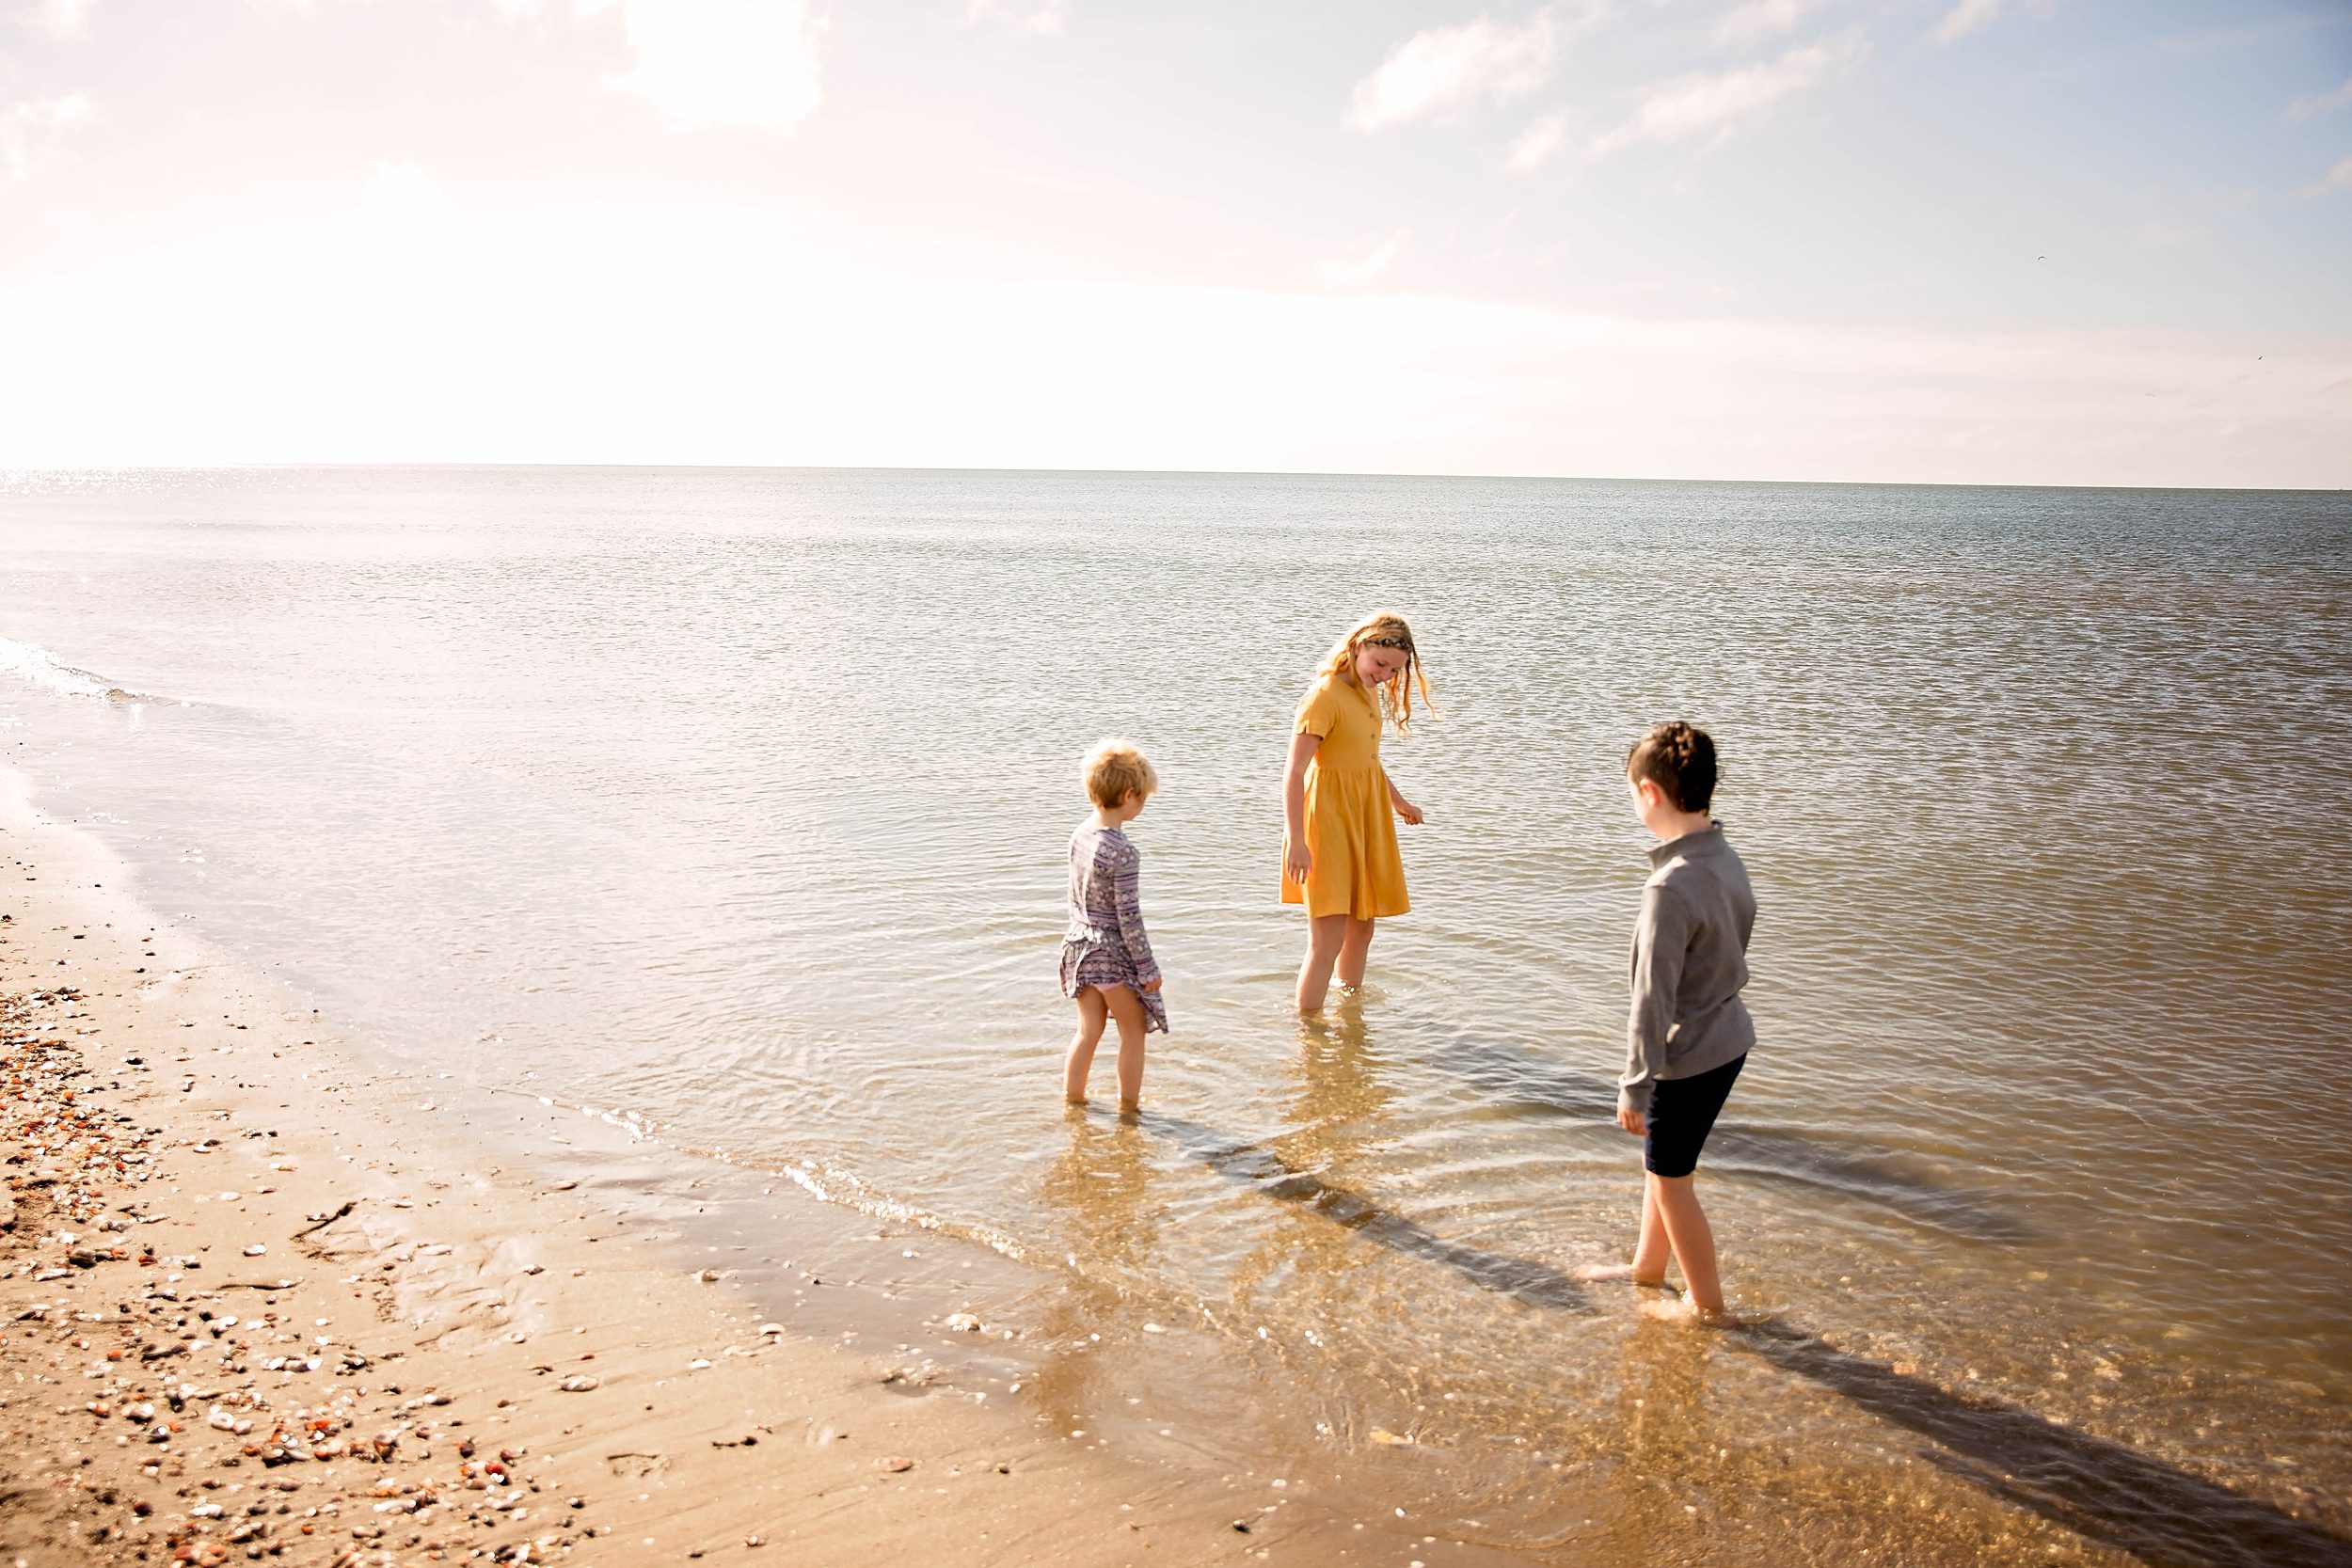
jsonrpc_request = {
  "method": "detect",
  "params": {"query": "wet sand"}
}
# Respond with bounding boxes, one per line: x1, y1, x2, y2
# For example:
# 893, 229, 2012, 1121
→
0, 779, 1522, 1568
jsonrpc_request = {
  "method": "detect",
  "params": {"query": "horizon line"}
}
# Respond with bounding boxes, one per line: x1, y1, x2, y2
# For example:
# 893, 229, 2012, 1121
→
3, 460, 2344, 498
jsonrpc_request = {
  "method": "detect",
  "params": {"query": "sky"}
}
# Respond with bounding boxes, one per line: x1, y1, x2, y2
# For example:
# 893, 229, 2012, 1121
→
1, 0, 2347, 485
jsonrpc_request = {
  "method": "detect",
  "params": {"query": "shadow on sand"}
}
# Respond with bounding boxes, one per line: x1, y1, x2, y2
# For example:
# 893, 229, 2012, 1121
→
1143, 1107, 2352, 1568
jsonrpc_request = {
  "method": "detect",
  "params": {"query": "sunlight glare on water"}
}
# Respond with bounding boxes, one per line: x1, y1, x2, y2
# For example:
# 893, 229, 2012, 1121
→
3, 466, 2348, 1565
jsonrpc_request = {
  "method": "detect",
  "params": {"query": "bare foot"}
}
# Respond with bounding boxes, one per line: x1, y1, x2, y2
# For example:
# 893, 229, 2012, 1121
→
1116, 1099, 1142, 1120
1638, 1294, 1759, 1328
1572, 1262, 1671, 1288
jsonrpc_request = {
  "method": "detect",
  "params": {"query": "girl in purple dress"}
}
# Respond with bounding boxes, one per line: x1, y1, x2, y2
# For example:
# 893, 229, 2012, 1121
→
1059, 738, 1164, 1113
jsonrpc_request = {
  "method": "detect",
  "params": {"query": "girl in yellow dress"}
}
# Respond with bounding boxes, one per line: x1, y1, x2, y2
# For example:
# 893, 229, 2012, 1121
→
1280, 611, 1433, 1011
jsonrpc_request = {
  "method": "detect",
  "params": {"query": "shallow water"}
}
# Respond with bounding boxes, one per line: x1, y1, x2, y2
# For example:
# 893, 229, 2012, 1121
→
4, 466, 2349, 1563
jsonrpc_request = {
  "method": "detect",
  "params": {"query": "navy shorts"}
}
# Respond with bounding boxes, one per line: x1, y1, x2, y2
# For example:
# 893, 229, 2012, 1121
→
1643, 1053, 1746, 1179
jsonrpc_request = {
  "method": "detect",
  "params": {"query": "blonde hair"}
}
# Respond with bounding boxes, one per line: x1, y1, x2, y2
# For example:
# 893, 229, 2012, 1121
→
1316, 611, 1435, 735
1084, 737, 1159, 808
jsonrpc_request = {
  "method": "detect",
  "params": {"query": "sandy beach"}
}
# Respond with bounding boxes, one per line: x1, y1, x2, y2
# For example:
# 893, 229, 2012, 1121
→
0, 777, 1523, 1568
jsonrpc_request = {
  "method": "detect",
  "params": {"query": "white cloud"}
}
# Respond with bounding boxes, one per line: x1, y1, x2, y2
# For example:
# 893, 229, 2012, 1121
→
1713, 0, 1831, 47
25, 0, 99, 38
1, 94, 98, 184
2327, 154, 2352, 192
1588, 32, 1862, 159
1347, 8, 1593, 132
2286, 77, 2352, 121
1504, 108, 1577, 172
1316, 230, 1410, 289
967, 0, 1069, 34
610, 0, 824, 135
1932, 0, 2002, 46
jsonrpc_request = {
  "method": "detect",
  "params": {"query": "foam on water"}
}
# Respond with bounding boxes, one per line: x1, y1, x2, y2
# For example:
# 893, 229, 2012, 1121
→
0, 637, 159, 703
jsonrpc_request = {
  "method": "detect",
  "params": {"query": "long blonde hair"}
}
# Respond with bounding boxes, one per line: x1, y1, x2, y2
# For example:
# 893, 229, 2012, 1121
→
1316, 611, 1436, 735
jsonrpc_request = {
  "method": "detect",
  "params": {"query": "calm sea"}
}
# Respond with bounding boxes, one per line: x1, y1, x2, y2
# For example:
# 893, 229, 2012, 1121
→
5, 467, 2349, 1565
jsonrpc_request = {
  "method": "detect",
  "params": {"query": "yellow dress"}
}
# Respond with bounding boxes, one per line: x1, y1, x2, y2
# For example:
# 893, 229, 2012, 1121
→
1279, 674, 1410, 920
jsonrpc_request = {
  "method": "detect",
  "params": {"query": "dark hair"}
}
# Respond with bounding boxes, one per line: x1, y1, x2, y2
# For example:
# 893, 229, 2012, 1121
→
1627, 721, 1717, 813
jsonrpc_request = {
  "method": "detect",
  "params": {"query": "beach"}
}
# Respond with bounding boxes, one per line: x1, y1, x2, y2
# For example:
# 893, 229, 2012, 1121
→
3, 467, 2348, 1568
5, 0, 2347, 1557
0, 777, 1530, 1568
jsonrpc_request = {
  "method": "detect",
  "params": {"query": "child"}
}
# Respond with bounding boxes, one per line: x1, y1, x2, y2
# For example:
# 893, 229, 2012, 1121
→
1279, 612, 1431, 1012
1060, 738, 1165, 1112
1602, 720, 1756, 1324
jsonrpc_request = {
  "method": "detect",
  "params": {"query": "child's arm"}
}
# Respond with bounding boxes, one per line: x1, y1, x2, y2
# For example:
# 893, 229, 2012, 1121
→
1112, 842, 1160, 990
1385, 772, 1423, 826
1621, 884, 1692, 1122
1283, 733, 1320, 880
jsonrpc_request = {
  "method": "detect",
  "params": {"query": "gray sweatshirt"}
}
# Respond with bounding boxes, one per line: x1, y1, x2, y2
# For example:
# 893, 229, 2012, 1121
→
1620, 822, 1756, 1116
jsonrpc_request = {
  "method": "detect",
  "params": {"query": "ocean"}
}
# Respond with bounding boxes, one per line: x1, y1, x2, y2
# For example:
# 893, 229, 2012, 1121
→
5, 465, 2348, 1565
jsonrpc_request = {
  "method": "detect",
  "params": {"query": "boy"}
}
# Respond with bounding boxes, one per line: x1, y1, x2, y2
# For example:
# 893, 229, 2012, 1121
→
1595, 720, 1756, 1323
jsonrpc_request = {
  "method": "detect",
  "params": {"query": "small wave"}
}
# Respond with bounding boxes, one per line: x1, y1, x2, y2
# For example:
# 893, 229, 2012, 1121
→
0, 638, 160, 703
774, 1157, 1039, 1266
476, 1078, 1047, 1268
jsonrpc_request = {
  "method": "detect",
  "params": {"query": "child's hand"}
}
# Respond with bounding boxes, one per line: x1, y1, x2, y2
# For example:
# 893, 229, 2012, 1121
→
1284, 838, 1313, 883
1141, 975, 1164, 993
1616, 1104, 1646, 1136
1395, 799, 1424, 826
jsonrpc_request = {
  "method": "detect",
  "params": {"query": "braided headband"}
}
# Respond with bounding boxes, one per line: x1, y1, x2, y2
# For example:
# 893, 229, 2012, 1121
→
1361, 635, 1412, 651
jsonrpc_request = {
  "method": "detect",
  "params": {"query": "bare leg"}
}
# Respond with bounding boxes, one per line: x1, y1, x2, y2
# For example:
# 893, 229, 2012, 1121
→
1102, 984, 1149, 1112
1333, 917, 1376, 991
1630, 1176, 1673, 1287
1648, 1172, 1724, 1317
1572, 1180, 1676, 1287
1295, 914, 1351, 1011
1062, 988, 1109, 1103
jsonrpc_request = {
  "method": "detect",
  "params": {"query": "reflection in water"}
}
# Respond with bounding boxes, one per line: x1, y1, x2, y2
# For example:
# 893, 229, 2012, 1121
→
1286, 999, 1395, 1151
1604, 1317, 1720, 1552
1023, 1108, 1165, 1431
1220, 1004, 1393, 1347
1160, 1006, 1597, 1314
1042, 1104, 1162, 1281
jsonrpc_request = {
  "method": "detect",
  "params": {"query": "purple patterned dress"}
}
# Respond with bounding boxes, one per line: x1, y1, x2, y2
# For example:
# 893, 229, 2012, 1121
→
1058, 823, 1167, 1034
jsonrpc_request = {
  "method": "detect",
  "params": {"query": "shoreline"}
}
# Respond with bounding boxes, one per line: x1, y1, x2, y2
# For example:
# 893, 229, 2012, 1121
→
0, 772, 1518, 1568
